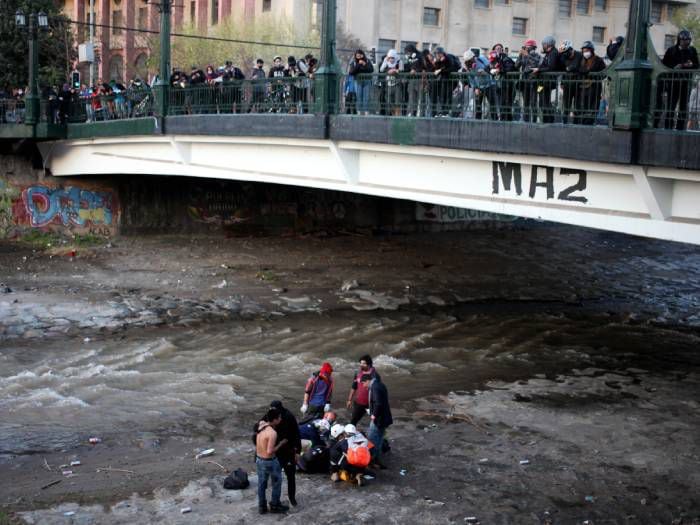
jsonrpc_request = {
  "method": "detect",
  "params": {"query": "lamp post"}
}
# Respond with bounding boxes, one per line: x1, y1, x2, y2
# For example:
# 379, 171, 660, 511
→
611, 0, 653, 129
153, 0, 172, 118
15, 10, 49, 126
315, 0, 339, 115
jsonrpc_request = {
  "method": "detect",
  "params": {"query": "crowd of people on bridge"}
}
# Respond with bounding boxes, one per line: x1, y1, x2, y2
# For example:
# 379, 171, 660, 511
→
1, 30, 699, 129
252, 356, 392, 514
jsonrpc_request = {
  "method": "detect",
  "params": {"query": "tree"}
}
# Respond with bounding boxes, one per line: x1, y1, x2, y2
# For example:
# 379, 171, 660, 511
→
0, 0, 75, 90
672, 8, 700, 44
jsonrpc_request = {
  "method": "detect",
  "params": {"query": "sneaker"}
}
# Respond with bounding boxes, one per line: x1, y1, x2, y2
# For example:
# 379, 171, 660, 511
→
269, 503, 289, 513
258, 505, 268, 515
330, 472, 339, 482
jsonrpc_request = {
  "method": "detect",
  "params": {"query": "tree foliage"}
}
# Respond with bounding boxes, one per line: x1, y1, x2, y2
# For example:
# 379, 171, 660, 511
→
672, 8, 700, 43
0, 0, 75, 90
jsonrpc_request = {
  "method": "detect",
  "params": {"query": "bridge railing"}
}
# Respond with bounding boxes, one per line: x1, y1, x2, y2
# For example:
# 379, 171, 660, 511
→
0, 99, 26, 124
650, 69, 700, 132
338, 72, 611, 125
166, 78, 315, 116
64, 90, 155, 123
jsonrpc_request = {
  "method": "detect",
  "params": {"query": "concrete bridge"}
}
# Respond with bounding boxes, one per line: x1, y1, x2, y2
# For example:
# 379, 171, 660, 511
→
0, 112, 691, 245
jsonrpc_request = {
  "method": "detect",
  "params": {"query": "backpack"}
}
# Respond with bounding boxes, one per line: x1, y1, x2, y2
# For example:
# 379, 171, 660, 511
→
347, 445, 371, 467
223, 468, 249, 490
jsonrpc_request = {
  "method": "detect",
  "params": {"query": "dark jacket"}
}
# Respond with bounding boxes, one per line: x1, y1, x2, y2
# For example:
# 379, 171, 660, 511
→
275, 407, 301, 461
662, 44, 699, 70
368, 379, 393, 429
559, 49, 583, 75
538, 48, 560, 75
434, 54, 460, 79
579, 55, 606, 76
404, 51, 425, 74
349, 57, 374, 76
496, 53, 516, 75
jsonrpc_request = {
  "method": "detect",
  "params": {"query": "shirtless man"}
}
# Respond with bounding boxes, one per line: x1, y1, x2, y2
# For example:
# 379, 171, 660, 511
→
255, 408, 290, 514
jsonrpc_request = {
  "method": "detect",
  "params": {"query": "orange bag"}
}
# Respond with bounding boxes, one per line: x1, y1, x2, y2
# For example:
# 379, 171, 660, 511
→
346, 446, 371, 467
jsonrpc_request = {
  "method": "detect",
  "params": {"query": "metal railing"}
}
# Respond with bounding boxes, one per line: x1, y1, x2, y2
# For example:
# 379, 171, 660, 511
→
167, 78, 315, 116
0, 99, 26, 124
66, 89, 154, 123
339, 72, 611, 125
651, 70, 700, 132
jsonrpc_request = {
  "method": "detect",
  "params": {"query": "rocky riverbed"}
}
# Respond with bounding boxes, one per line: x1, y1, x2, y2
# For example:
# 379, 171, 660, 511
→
1, 226, 699, 524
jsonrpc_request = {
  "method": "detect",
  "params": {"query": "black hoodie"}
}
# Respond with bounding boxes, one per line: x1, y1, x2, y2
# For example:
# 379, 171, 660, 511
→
662, 40, 699, 70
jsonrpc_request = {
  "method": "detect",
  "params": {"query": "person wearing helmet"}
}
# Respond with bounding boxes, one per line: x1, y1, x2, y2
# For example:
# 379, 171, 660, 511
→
515, 39, 542, 122
576, 41, 606, 125
655, 30, 699, 130
490, 43, 516, 121
531, 35, 560, 123
269, 400, 302, 507
298, 417, 331, 450
557, 40, 582, 124
329, 424, 371, 486
301, 362, 334, 421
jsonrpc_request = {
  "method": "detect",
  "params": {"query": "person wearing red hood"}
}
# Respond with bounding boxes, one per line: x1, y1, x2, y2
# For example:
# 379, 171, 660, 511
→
301, 362, 334, 420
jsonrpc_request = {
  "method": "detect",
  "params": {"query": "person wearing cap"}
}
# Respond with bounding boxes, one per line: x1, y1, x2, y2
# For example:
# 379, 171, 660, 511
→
515, 38, 541, 122
361, 373, 392, 469
301, 362, 334, 420
346, 355, 381, 425
655, 30, 699, 130
558, 40, 582, 124
576, 41, 606, 125
269, 400, 301, 507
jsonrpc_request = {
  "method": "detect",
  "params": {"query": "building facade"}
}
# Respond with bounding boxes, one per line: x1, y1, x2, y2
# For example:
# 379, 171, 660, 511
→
64, 0, 697, 83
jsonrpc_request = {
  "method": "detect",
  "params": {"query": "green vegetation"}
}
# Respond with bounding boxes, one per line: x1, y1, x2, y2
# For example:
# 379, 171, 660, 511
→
17, 230, 108, 249
672, 8, 700, 43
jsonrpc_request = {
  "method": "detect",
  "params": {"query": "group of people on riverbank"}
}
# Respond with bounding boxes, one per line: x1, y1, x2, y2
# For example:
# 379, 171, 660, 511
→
253, 355, 392, 514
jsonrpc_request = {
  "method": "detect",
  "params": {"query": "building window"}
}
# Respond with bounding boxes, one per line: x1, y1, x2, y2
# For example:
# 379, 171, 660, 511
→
576, 0, 590, 15
211, 0, 219, 24
651, 2, 663, 23
559, 0, 572, 17
665, 34, 676, 49
311, 0, 322, 29
423, 7, 441, 25
495, 0, 511, 5
378, 39, 396, 57
134, 53, 148, 79
112, 10, 122, 35
422, 42, 439, 51
594, 0, 606, 11
474, 0, 490, 8
109, 54, 124, 81
262, 0, 272, 12
592, 26, 606, 43
512, 17, 527, 35
190, 1, 196, 22
401, 41, 418, 52
667, 4, 678, 21
138, 7, 148, 29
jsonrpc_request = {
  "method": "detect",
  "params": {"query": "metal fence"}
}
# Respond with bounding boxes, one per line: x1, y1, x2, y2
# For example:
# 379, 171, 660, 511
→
651, 70, 700, 131
166, 78, 315, 116
339, 72, 611, 126
0, 99, 26, 124
66, 89, 154, 123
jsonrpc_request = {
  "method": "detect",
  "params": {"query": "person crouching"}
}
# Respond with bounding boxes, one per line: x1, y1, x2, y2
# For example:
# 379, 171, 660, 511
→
329, 424, 372, 486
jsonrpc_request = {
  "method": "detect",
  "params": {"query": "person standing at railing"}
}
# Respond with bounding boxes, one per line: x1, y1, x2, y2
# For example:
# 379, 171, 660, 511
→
465, 50, 497, 121
286, 57, 306, 114
347, 50, 374, 115
655, 30, 699, 130
380, 50, 403, 116
189, 66, 206, 114
269, 56, 288, 113
575, 41, 606, 125
433, 47, 460, 117
530, 36, 560, 124
515, 39, 541, 123
403, 44, 424, 117
422, 49, 437, 118
606, 36, 624, 64
490, 44, 516, 122
687, 80, 700, 131
223, 61, 245, 114
558, 41, 582, 124
251, 59, 267, 113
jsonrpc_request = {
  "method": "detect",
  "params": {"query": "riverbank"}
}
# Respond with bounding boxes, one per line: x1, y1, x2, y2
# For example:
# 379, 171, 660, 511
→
1, 227, 699, 523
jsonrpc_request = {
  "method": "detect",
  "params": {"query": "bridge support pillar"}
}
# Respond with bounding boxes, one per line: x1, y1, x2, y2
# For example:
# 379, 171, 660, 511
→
611, 0, 653, 130
314, 0, 339, 115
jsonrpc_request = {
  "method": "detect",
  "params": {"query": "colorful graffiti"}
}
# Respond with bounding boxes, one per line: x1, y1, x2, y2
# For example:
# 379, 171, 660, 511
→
22, 186, 115, 228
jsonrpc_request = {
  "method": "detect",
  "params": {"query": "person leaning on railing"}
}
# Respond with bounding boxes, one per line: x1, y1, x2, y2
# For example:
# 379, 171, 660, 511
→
433, 47, 460, 117
347, 49, 374, 115
575, 41, 606, 126
558, 40, 583, 124
655, 30, 699, 131
515, 39, 542, 123
380, 49, 403, 116
531, 36, 560, 124
489, 44, 516, 122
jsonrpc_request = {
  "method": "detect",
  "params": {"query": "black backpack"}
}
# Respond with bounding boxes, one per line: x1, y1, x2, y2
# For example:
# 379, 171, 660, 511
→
223, 468, 250, 490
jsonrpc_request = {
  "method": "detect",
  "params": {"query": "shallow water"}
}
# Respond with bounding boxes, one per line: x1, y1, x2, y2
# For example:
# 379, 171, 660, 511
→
2, 305, 698, 456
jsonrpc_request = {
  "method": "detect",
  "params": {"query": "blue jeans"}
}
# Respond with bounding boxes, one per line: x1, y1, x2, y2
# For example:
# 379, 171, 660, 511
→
368, 422, 386, 462
256, 457, 282, 508
356, 81, 371, 113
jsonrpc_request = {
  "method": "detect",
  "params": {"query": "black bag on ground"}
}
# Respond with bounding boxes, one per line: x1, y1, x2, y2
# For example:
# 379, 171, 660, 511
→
223, 468, 250, 490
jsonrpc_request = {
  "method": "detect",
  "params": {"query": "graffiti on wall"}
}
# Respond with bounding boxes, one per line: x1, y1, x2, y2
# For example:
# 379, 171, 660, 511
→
491, 162, 588, 203
416, 203, 517, 223
22, 186, 115, 228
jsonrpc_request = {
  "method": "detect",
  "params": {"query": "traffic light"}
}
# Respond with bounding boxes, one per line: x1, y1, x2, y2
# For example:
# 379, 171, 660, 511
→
71, 70, 80, 89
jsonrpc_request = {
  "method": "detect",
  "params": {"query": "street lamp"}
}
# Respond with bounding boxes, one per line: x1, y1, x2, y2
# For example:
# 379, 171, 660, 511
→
14, 9, 50, 125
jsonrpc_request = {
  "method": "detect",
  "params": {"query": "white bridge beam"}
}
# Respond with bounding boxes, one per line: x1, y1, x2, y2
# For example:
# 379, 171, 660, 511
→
38, 136, 700, 245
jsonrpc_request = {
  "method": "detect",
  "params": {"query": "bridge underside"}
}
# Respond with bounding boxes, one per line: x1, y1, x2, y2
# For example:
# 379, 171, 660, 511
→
38, 134, 700, 245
